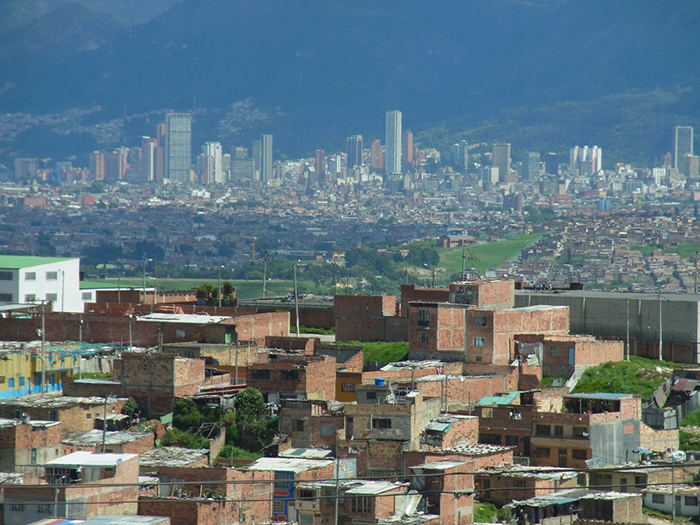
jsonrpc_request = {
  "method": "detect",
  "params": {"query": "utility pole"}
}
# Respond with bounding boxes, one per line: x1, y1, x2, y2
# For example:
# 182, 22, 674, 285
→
461, 244, 467, 280
117, 272, 121, 303
262, 250, 268, 299
626, 298, 630, 361
40, 301, 46, 396
431, 266, 435, 288
153, 258, 158, 305
128, 314, 133, 350
142, 260, 147, 300
61, 270, 65, 312
333, 263, 338, 296
695, 250, 698, 294
658, 288, 663, 361
293, 264, 300, 336
404, 266, 408, 285
102, 395, 110, 453
334, 458, 340, 525
218, 259, 222, 308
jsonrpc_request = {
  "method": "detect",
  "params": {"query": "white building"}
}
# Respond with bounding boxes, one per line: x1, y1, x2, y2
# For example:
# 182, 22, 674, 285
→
0, 256, 82, 312
643, 484, 700, 517
202, 141, 223, 183
385, 110, 402, 178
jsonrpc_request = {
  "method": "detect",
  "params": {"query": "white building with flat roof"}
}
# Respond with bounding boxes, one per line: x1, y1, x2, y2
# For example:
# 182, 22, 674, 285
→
0, 255, 81, 312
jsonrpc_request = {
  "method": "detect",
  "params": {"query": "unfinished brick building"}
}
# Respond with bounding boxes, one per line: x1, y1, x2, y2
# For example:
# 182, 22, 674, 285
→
278, 399, 344, 451
0, 417, 62, 471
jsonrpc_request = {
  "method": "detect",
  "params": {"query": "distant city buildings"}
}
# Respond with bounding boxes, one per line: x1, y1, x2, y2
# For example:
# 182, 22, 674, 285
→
492, 143, 511, 182
451, 141, 469, 173
569, 145, 602, 176
261, 134, 273, 182
346, 135, 363, 170
673, 126, 694, 170
164, 113, 192, 183
385, 110, 402, 178
522, 151, 540, 181
371, 139, 385, 169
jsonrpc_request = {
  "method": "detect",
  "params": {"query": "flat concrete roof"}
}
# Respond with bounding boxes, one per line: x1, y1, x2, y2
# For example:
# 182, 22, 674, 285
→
516, 289, 700, 303
247, 457, 333, 473
138, 313, 230, 324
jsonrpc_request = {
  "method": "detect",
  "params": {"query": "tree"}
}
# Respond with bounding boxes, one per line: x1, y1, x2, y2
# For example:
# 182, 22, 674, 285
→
195, 283, 218, 305
222, 281, 235, 305
233, 388, 275, 452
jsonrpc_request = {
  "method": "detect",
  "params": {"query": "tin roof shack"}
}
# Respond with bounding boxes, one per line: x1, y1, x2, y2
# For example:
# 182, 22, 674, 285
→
0, 396, 127, 435
337, 384, 441, 477
113, 353, 230, 418
278, 399, 345, 451
475, 391, 537, 458
0, 417, 62, 472
246, 457, 335, 523
138, 448, 210, 476
62, 430, 153, 455
3, 451, 139, 523
531, 393, 642, 469
504, 489, 642, 525
642, 484, 700, 517
247, 353, 337, 404
588, 464, 693, 494
474, 464, 579, 506
514, 334, 623, 380
411, 460, 473, 525
137, 466, 272, 525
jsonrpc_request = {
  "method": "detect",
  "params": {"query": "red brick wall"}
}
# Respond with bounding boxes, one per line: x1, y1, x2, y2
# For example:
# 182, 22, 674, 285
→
0, 422, 62, 450
247, 356, 337, 401
400, 285, 450, 317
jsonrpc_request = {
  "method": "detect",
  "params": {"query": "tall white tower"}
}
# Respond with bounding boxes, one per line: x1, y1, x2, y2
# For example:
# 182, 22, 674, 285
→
385, 110, 402, 179
203, 142, 223, 183
674, 126, 694, 170
164, 113, 191, 183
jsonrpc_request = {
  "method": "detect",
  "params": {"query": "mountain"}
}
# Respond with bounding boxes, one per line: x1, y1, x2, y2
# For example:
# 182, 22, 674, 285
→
1, 0, 699, 162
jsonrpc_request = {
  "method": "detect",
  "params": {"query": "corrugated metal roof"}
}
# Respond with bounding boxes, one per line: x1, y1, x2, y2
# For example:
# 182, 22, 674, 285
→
47, 451, 137, 467
426, 422, 451, 433
138, 313, 229, 324
477, 391, 520, 405
247, 457, 333, 473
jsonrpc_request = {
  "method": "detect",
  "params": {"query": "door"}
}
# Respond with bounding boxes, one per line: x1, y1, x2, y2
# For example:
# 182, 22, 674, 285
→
558, 448, 568, 467
523, 437, 530, 456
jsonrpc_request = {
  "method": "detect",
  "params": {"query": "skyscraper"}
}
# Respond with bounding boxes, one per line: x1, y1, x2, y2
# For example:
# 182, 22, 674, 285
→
522, 152, 540, 181
544, 153, 558, 176
492, 143, 511, 182
346, 135, 363, 170
385, 110, 402, 178
674, 126, 694, 170
451, 140, 469, 173
164, 113, 191, 183
371, 139, 384, 169
261, 134, 273, 182
315, 149, 326, 183
402, 130, 413, 166
140, 137, 157, 182
203, 142, 223, 183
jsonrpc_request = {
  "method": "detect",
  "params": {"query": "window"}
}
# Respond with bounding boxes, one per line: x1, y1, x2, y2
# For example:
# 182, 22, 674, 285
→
686, 496, 698, 506
536, 424, 551, 436
251, 370, 270, 380
480, 434, 502, 445
473, 316, 486, 326
352, 495, 371, 513
514, 480, 526, 488
297, 489, 315, 500
0, 376, 5, 383
554, 425, 564, 436
272, 500, 285, 514
572, 426, 588, 438
82, 292, 93, 301
7, 378, 14, 389
283, 370, 299, 380
325, 489, 343, 506
473, 337, 485, 347
25, 272, 36, 281
37, 504, 51, 514
320, 425, 333, 437
24, 294, 36, 302
652, 494, 665, 505
417, 309, 430, 328
31, 448, 37, 464
550, 345, 560, 357
10, 503, 24, 512
366, 391, 377, 400
19, 376, 25, 387
0, 271, 13, 281
475, 356, 482, 362
292, 420, 305, 432
505, 435, 519, 446
299, 514, 314, 524
572, 449, 587, 460
0, 293, 12, 302
535, 447, 551, 458
372, 418, 392, 429
635, 476, 647, 488
46, 271, 58, 281
274, 472, 292, 490
341, 383, 356, 392
419, 332, 429, 343
46, 293, 58, 302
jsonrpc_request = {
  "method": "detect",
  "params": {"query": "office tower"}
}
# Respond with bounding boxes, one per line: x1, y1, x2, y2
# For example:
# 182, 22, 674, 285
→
155, 123, 166, 147
480, 166, 499, 185
105, 147, 129, 180
196, 154, 213, 184
347, 135, 363, 170
385, 110, 402, 177
544, 153, 558, 176
402, 130, 413, 166
371, 139, 384, 168
154, 146, 164, 182
88, 152, 105, 181
140, 137, 157, 181
252, 140, 262, 180
202, 142, 223, 183
232, 146, 248, 159
328, 155, 341, 176
315, 150, 326, 183
451, 140, 469, 173
569, 146, 579, 174
222, 153, 231, 181
685, 154, 700, 179
522, 152, 540, 181
261, 134, 273, 181
492, 143, 511, 182
231, 158, 255, 181
674, 126, 694, 169
164, 113, 191, 183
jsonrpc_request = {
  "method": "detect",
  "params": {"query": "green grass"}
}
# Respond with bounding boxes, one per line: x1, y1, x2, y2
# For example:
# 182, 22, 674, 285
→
474, 502, 499, 523
679, 430, 700, 452
294, 325, 335, 335
338, 341, 409, 363
572, 356, 681, 400
681, 409, 700, 427
632, 242, 700, 260
438, 233, 543, 275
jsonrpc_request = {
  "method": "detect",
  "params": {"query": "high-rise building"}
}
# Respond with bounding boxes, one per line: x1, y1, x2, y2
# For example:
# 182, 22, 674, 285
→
522, 152, 540, 181
674, 126, 694, 170
544, 153, 558, 176
492, 143, 511, 182
371, 139, 384, 169
196, 154, 214, 185
252, 140, 262, 180
154, 146, 164, 182
570, 145, 602, 175
346, 135, 363, 170
202, 142, 223, 183
261, 134, 273, 182
685, 154, 700, 179
402, 130, 413, 166
315, 150, 326, 183
164, 113, 191, 183
88, 152, 105, 181
385, 110, 402, 177
155, 123, 166, 147
140, 137, 157, 182
451, 141, 469, 173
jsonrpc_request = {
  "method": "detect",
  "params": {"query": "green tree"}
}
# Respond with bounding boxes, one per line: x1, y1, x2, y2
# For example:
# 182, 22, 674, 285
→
222, 281, 235, 305
195, 283, 218, 305
233, 388, 275, 452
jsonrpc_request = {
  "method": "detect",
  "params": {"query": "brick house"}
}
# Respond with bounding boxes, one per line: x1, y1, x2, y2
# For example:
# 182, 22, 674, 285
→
410, 459, 474, 525
0, 396, 127, 434
419, 415, 479, 451
3, 451, 139, 523
278, 399, 345, 451
0, 417, 62, 472
62, 429, 154, 455
334, 294, 401, 342
474, 464, 580, 506
474, 390, 539, 457
247, 354, 337, 404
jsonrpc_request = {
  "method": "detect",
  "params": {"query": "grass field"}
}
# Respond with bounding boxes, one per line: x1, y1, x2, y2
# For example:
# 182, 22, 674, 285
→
337, 341, 409, 363
438, 233, 543, 275
632, 242, 700, 259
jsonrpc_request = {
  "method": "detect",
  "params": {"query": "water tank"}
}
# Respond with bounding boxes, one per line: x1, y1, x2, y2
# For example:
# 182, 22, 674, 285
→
374, 377, 385, 387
